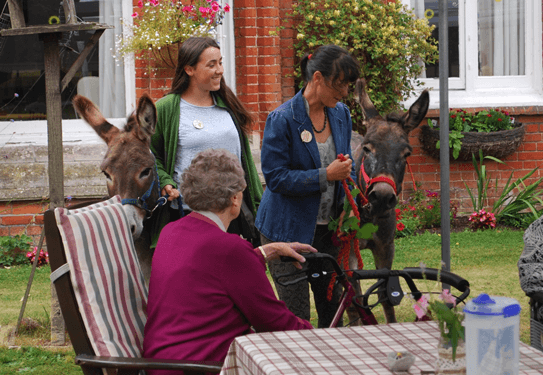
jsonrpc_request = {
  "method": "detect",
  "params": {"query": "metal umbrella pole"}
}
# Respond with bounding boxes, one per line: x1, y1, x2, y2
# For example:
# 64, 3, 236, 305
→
439, 0, 451, 282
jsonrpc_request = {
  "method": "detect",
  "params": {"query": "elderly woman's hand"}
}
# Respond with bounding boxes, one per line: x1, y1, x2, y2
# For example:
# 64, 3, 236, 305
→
260, 242, 317, 269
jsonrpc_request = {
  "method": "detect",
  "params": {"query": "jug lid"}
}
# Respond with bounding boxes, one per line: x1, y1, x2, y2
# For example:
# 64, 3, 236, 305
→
463, 293, 521, 317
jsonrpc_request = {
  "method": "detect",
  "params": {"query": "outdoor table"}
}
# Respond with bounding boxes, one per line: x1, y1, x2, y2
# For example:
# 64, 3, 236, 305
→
220, 321, 543, 374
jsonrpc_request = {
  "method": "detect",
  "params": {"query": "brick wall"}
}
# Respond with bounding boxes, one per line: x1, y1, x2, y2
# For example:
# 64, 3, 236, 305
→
403, 107, 543, 212
3, 2, 543, 244
0, 198, 96, 246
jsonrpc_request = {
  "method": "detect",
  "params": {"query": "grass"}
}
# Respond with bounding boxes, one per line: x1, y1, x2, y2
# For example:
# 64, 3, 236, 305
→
0, 265, 82, 374
0, 227, 531, 372
345, 228, 531, 344
0, 346, 80, 375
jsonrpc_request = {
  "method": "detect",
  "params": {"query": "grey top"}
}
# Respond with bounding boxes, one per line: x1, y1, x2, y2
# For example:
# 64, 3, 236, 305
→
172, 98, 241, 209
316, 135, 336, 224
302, 95, 336, 224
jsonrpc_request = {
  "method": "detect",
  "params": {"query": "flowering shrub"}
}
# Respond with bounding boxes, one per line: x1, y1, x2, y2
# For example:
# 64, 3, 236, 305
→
468, 209, 496, 230
117, 0, 230, 65
287, 0, 438, 130
396, 188, 458, 238
26, 247, 49, 267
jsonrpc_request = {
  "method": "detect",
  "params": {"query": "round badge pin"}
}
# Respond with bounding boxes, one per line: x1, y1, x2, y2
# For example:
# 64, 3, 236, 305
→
193, 120, 204, 129
301, 130, 312, 143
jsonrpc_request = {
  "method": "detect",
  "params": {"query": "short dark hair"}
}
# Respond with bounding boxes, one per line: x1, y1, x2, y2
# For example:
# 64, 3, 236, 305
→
300, 45, 360, 86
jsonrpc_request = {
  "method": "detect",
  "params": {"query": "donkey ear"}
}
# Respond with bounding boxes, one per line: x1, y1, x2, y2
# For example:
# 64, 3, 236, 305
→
72, 94, 120, 144
354, 78, 379, 121
134, 94, 157, 142
401, 89, 430, 134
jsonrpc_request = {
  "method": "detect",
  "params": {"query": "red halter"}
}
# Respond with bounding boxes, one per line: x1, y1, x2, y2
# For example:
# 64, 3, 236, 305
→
358, 157, 397, 205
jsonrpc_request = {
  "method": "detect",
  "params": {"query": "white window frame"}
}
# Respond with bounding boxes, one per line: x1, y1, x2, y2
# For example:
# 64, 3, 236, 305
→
402, 0, 543, 109
121, 0, 136, 114
216, 3, 236, 93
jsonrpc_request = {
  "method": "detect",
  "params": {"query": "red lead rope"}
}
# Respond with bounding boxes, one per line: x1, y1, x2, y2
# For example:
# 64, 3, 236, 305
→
327, 154, 365, 301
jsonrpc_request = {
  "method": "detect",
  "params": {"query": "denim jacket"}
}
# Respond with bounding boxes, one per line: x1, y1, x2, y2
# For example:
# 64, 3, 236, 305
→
255, 90, 356, 244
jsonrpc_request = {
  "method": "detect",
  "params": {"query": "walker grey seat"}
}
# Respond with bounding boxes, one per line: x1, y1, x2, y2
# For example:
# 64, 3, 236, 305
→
45, 195, 222, 374
518, 216, 543, 352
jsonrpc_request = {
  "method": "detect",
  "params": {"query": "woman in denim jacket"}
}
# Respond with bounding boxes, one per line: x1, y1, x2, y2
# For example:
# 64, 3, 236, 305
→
255, 45, 360, 327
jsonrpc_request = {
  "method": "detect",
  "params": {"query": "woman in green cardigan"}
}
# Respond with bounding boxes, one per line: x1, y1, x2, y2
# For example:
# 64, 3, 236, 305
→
150, 37, 263, 247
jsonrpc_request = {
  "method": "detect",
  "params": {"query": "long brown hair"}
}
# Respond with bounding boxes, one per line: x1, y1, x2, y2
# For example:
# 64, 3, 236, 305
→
170, 37, 253, 135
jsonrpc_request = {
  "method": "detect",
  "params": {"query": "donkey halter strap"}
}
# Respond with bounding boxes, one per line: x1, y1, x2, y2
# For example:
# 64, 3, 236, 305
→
359, 156, 397, 203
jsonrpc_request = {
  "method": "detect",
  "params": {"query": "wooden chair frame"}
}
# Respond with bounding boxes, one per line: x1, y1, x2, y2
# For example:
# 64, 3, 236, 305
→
45, 206, 222, 375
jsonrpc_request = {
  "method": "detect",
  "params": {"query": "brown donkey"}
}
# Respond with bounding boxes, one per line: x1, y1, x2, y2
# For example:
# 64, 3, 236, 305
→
348, 79, 429, 324
72, 94, 160, 280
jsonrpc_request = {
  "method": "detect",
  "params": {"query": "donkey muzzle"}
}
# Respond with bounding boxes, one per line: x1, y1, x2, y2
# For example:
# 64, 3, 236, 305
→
367, 181, 397, 213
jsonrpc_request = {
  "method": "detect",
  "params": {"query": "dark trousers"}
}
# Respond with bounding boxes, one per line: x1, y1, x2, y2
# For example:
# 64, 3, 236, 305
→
263, 225, 343, 328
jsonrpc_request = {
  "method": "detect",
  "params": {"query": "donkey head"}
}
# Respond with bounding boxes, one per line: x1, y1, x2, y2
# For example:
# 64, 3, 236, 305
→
72, 94, 158, 239
354, 78, 429, 216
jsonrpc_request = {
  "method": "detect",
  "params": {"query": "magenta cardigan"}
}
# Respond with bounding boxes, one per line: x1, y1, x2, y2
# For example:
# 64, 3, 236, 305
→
143, 213, 312, 373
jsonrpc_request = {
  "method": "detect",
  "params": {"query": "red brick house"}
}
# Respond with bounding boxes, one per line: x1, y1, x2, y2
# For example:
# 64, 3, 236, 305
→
0, 0, 542, 242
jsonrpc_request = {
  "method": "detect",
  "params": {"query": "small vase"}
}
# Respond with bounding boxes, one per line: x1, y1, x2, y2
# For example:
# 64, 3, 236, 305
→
435, 336, 466, 375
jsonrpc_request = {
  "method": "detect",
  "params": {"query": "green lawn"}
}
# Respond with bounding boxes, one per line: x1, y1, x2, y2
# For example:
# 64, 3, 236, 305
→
0, 227, 534, 372
360, 228, 531, 344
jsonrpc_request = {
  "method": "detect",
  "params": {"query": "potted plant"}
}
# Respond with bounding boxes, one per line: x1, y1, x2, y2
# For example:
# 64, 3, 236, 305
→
116, 0, 230, 69
419, 108, 525, 161
413, 267, 466, 374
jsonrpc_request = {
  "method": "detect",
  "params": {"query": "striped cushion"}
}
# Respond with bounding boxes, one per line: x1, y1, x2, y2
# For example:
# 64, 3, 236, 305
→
67, 195, 122, 214
54, 195, 148, 358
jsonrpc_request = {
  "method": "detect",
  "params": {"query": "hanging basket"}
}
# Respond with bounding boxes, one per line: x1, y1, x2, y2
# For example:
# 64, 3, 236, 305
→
419, 123, 525, 161
149, 42, 180, 70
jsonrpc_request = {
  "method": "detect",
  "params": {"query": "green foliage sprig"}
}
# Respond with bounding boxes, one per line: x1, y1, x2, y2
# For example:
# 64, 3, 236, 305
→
413, 266, 465, 361
288, 0, 438, 131
116, 0, 230, 59
328, 180, 378, 240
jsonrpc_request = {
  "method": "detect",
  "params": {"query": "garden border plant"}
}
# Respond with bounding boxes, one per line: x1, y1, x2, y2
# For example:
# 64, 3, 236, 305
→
464, 150, 543, 229
0, 234, 33, 267
286, 0, 438, 132
396, 183, 458, 238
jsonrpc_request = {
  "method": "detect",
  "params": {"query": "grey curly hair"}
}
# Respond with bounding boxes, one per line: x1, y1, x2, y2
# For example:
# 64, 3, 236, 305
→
180, 148, 246, 212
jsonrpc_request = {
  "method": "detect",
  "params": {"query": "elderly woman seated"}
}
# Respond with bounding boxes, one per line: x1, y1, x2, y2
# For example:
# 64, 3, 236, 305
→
143, 148, 315, 371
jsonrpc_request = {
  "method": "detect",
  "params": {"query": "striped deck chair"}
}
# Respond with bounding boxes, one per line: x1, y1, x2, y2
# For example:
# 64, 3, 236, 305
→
45, 196, 222, 375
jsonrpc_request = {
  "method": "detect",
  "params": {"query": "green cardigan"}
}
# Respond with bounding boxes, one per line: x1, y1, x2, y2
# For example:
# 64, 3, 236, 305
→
149, 93, 263, 247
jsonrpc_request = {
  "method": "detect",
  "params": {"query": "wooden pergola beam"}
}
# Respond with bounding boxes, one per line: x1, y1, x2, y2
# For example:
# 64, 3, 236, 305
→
61, 28, 106, 93
6, 0, 25, 28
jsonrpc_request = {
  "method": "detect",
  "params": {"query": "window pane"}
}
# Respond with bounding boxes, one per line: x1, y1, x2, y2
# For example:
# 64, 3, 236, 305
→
0, 0, 123, 121
413, 0, 460, 78
478, 0, 525, 76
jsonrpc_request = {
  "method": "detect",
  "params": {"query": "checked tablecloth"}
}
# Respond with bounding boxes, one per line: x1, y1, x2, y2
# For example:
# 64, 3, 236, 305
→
220, 321, 543, 375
